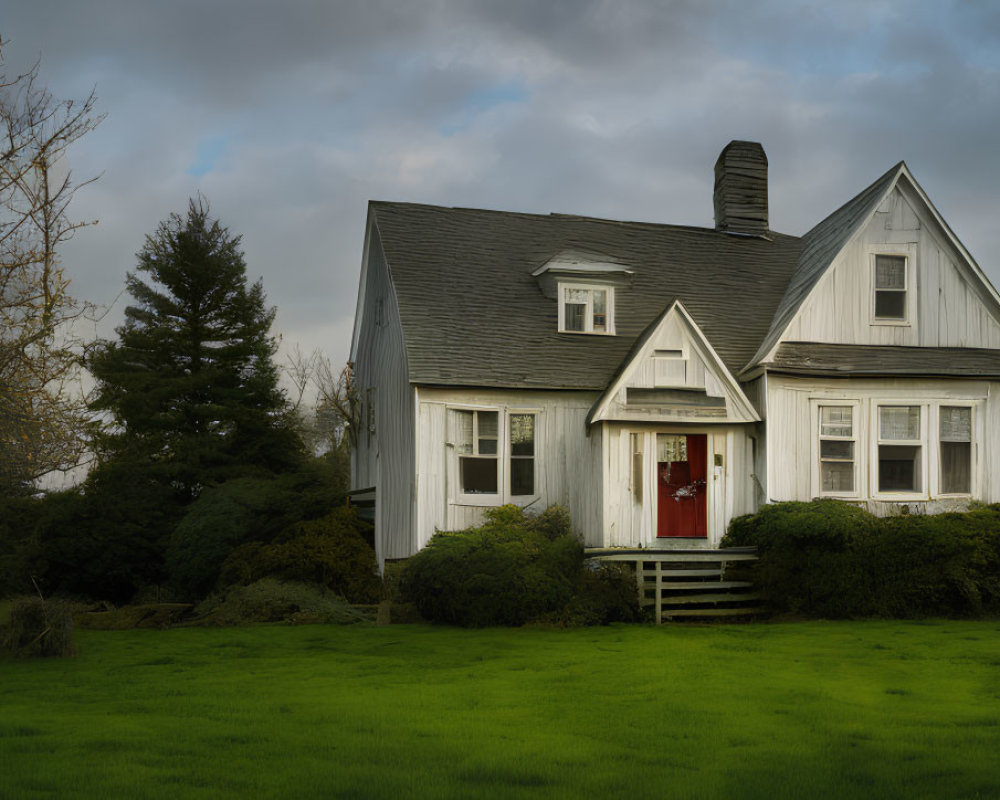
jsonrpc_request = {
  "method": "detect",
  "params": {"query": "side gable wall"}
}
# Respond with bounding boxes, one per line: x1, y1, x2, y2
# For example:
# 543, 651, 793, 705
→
779, 184, 1000, 348
353, 226, 415, 566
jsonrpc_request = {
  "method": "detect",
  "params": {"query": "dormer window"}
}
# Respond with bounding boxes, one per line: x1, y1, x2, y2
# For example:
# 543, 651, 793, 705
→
559, 284, 614, 334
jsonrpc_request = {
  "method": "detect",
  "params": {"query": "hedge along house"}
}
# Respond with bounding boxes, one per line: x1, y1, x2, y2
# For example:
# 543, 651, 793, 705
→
350, 141, 1000, 571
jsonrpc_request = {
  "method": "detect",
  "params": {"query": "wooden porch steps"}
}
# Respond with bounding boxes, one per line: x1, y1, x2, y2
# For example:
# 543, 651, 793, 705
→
585, 547, 761, 623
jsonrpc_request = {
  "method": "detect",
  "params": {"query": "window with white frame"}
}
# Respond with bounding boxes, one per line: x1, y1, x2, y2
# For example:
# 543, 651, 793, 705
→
453, 409, 537, 500
939, 406, 972, 494
818, 405, 856, 494
877, 405, 922, 493
559, 284, 613, 334
508, 414, 536, 496
873, 254, 908, 322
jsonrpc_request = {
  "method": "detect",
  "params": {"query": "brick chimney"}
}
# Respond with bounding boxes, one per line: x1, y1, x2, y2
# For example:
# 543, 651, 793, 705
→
713, 141, 768, 236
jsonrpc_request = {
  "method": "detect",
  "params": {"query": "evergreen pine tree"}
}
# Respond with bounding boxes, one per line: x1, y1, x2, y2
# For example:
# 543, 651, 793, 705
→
89, 198, 302, 500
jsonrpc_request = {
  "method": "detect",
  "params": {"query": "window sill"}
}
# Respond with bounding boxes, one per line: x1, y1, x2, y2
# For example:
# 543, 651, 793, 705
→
558, 329, 615, 336
870, 319, 911, 327
453, 494, 541, 508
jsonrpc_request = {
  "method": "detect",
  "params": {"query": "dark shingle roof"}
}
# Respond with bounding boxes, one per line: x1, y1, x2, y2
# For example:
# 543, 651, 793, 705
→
768, 342, 1000, 378
371, 202, 802, 390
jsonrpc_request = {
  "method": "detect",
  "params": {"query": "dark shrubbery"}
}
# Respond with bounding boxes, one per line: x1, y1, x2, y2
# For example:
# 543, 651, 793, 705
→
723, 500, 1000, 618
3, 596, 76, 657
399, 505, 636, 627
195, 579, 371, 626
219, 507, 379, 603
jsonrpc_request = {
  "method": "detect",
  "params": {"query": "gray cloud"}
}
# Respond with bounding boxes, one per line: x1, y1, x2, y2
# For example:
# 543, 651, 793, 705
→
2, 0, 998, 379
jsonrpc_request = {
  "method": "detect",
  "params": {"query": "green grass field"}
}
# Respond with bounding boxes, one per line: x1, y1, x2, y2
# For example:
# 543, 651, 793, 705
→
2, 620, 999, 799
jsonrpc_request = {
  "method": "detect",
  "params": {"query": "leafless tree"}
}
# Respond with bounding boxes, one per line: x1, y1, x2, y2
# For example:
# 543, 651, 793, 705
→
284, 347, 359, 455
0, 42, 105, 492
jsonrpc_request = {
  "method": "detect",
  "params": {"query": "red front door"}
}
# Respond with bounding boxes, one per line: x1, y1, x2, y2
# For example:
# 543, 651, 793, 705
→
656, 434, 707, 538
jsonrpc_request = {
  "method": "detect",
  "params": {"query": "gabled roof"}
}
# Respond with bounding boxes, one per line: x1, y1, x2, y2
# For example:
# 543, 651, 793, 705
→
369, 202, 801, 390
745, 162, 904, 371
587, 300, 759, 425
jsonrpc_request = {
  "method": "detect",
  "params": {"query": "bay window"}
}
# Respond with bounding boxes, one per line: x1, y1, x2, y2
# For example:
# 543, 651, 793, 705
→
815, 399, 976, 500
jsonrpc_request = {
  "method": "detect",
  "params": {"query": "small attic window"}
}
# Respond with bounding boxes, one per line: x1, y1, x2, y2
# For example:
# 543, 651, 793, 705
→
559, 284, 614, 335
873, 254, 908, 322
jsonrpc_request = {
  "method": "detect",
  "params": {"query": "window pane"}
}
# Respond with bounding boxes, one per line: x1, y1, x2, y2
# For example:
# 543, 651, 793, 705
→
510, 459, 534, 496
657, 434, 687, 463
565, 303, 586, 331
820, 440, 853, 460
880, 406, 920, 441
461, 457, 497, 494
875, 255, 906, 289
821, 461, 854, 493
631, 433, 643, 504
456, 410, 473, 454
565, 288, 590, 304
941, 441, 971, 494
820, 406, 852, 437
875, 290, 906, 319
879, 444, 921, 491
510, 414, 534, 456
477, 411, 498, 455
940, 407, 971, 442
592, 290, 607, 332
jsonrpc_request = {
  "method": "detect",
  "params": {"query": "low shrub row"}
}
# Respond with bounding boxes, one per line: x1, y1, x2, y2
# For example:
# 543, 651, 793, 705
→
722, 500, 1000, 618
399, 505, 639, 627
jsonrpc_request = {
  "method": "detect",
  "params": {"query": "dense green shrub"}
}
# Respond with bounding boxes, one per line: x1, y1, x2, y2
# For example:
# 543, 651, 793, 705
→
195, 579, 371, 626
399, 505, 585, 627
3, 596, 76, 657
560, 562, 641, 626
219, 507, 379, 603
722, 500, 1000, 618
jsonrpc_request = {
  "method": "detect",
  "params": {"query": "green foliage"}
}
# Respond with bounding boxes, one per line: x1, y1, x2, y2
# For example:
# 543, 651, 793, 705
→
399, 505, 585, 627
87, 197, 303, 502
218, 507, 379, 603
195, 579, 371, 626
2, 596, 76, 657
166, 458, 356, 600
27, 483, 175, 603
561, 562, 641, 626
722, 500, 1000, 618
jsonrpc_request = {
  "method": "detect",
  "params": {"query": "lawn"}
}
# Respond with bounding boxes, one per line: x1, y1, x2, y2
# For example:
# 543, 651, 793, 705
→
2, 621, 999, 799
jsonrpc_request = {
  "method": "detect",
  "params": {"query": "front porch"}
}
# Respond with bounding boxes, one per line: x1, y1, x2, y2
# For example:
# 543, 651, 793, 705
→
586, 547, 760, 623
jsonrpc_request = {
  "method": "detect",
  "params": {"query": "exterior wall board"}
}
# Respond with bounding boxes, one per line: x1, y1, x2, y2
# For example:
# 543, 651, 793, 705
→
352, 229, 415, 566
782, 187, 1000, 350
766, 374, 997, 510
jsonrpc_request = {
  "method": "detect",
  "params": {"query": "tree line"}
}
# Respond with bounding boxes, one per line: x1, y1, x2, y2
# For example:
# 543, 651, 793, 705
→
0, 49, 365, 604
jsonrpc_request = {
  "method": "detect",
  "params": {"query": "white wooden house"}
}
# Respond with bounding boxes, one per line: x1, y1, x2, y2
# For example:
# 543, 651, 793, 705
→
349, 141, 1000, 570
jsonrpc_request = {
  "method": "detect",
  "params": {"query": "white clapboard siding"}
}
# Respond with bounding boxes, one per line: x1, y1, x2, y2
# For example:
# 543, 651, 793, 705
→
766, 374, 999, 508
591, 301, 758, 426
781, 186, 1000, 348
602, 423, 757, 548
352, 229, 415, 565
414, 387, 603, 550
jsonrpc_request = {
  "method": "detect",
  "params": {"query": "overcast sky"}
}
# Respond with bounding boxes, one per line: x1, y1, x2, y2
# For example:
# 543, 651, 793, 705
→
4, 1, 1000, 379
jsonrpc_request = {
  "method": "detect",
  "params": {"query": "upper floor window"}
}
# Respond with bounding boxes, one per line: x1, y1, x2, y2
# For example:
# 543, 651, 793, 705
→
559, 284, 614, 334
873, 254, 908, 322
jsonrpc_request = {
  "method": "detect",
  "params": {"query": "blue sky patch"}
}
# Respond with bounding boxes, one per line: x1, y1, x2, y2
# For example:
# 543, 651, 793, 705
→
441, 81, 529, 135
188, 135, 230, 176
